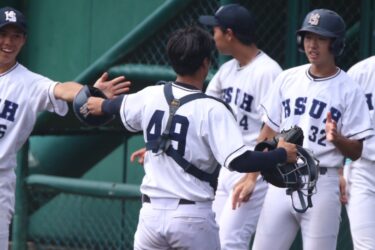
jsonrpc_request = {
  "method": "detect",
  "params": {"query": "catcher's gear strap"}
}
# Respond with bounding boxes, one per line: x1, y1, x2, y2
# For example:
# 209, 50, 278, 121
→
145, 82, 227, 190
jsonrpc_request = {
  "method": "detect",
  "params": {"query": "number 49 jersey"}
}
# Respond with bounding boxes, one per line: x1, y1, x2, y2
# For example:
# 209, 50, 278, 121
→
261, 64, 374, 168
120, 82, 249, 201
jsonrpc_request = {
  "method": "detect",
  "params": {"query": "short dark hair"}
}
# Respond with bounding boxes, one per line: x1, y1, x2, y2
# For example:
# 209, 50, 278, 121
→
167, 26, 214, 76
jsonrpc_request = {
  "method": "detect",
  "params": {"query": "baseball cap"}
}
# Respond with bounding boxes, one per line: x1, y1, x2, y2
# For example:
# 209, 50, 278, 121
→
0, 6, 27, 33
199, 4, 255, 40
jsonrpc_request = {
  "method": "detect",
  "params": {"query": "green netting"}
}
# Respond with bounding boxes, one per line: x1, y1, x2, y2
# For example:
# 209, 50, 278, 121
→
27, 186, 140, 250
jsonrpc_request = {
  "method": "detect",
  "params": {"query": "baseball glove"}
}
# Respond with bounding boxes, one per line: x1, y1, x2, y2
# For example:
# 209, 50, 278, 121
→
254, 125, 304, 152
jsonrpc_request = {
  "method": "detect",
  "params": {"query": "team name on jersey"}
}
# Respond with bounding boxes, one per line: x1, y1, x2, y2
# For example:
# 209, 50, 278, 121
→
365, 93, 374, 110
282, 97, 341, 123
222, 87, 253, 112
0, 98, 18, 122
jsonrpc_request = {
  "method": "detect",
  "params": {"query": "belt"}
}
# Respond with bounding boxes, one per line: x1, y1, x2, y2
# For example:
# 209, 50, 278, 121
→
142, 194, 196, 205
299, 166, 327, 175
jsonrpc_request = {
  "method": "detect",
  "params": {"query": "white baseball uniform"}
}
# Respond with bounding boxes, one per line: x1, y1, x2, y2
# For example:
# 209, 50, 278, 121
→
344, 56, 375, 250
0, 62, 68, 248
121, 82, 252, 250
206, 51, 282, 249
252, 64, 374, 250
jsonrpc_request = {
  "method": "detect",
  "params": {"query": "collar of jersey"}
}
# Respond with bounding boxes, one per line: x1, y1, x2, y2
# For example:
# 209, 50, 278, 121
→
173, 81, 202, 92
236, 50, 263, 71
0, 62, 19, 77
305, 66, 341, 81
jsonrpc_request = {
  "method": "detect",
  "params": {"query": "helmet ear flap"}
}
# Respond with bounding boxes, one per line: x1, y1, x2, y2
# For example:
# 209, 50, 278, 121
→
330, 37, 345, 56
296, 33, 305, 53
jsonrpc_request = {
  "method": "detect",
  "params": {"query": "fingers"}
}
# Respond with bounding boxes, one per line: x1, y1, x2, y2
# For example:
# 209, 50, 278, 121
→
326, 111, 332, 124
339, 177, 348, 204
231, 185, 242, 210
101, 72, 109, 81
112, 81, 131, 95
130, 147, 147, 165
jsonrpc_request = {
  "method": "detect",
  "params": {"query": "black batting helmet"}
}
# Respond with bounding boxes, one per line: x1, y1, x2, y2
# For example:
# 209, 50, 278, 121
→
296, 9, 346, 56
73, 85, 115, 126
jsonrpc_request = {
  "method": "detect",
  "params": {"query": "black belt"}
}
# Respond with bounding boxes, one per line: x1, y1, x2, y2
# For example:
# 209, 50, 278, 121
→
300, 166, 327, 175
142, 194, 196, 205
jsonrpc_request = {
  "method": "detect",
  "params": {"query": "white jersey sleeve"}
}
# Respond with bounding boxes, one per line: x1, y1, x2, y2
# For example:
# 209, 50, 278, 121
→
0, 63, 68, 171
348, 56, 375, 161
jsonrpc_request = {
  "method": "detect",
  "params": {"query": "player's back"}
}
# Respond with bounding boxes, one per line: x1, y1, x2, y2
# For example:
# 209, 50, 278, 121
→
120, 82, 247, 201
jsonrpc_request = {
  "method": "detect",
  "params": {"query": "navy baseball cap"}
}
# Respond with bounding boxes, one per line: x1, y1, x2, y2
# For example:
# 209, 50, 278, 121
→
199, 4, 255, 40
0, 6, 27, 33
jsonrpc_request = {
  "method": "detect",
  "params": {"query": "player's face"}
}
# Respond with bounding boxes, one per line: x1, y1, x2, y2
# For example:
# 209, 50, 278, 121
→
303, 32, 334, 66
212, 26, 231, 55
0, 25, 26, 73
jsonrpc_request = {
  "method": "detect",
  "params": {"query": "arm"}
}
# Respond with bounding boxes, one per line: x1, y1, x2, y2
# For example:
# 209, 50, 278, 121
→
325, 111, 363, 160
86, 95, 124, 115
231, 124, 281, 208
54, 72, 131, 102
54, 82, 83, 102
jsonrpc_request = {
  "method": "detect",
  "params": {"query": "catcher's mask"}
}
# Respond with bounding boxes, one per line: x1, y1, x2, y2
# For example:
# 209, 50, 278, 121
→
262, 145, 320, 213
73, 85, 115, 126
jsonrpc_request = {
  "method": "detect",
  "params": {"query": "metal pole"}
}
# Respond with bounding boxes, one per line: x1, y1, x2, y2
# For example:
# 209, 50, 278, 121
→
12, 141, 29, 250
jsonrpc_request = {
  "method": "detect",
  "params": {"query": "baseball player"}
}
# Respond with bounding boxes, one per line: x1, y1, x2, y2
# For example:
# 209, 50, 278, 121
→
85, 26, 298, 250
232, 9, 374, 250
0, 6, 129, 248
199, 4, 282, 249
343, 56, 375, 250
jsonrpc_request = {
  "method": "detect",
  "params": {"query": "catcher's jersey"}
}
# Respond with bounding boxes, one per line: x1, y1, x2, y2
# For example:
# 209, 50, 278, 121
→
206, 51, 282, 148
261, 64, 373, 168
120, 82, 249, 201
347, 56, 375, 161
0, 63, 68, 170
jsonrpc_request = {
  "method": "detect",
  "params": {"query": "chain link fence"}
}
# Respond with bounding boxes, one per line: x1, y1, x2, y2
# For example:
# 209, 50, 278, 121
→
27, 188, 140, 250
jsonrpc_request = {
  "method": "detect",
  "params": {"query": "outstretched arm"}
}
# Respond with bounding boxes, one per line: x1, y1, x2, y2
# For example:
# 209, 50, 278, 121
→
53, 72, 131, 102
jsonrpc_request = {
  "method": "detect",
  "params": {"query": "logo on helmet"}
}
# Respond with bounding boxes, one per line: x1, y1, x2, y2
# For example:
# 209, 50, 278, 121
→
5, 10, 17, 23
308, 13, 320, 26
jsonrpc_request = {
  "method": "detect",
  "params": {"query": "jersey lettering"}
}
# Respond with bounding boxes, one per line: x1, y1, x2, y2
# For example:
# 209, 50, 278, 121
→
239, 93, 253, 112
282, 99, 291, 118
0, 124, 6, 139
365, 93, 374, 110
295, 97, 307, 115
309, 99, 327, 119
222, 87, 233, 103
146, 110, 189, 156
0, 99, 18, 122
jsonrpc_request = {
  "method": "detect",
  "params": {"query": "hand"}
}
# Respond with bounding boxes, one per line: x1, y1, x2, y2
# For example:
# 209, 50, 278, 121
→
231, 174, 257, 210
93, 72, 131, 99
86, 97, 105, 115
277, 137, 297, 163
339, 168, 348, 204
325, 112, 338, 142
130, 147, 147, 165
